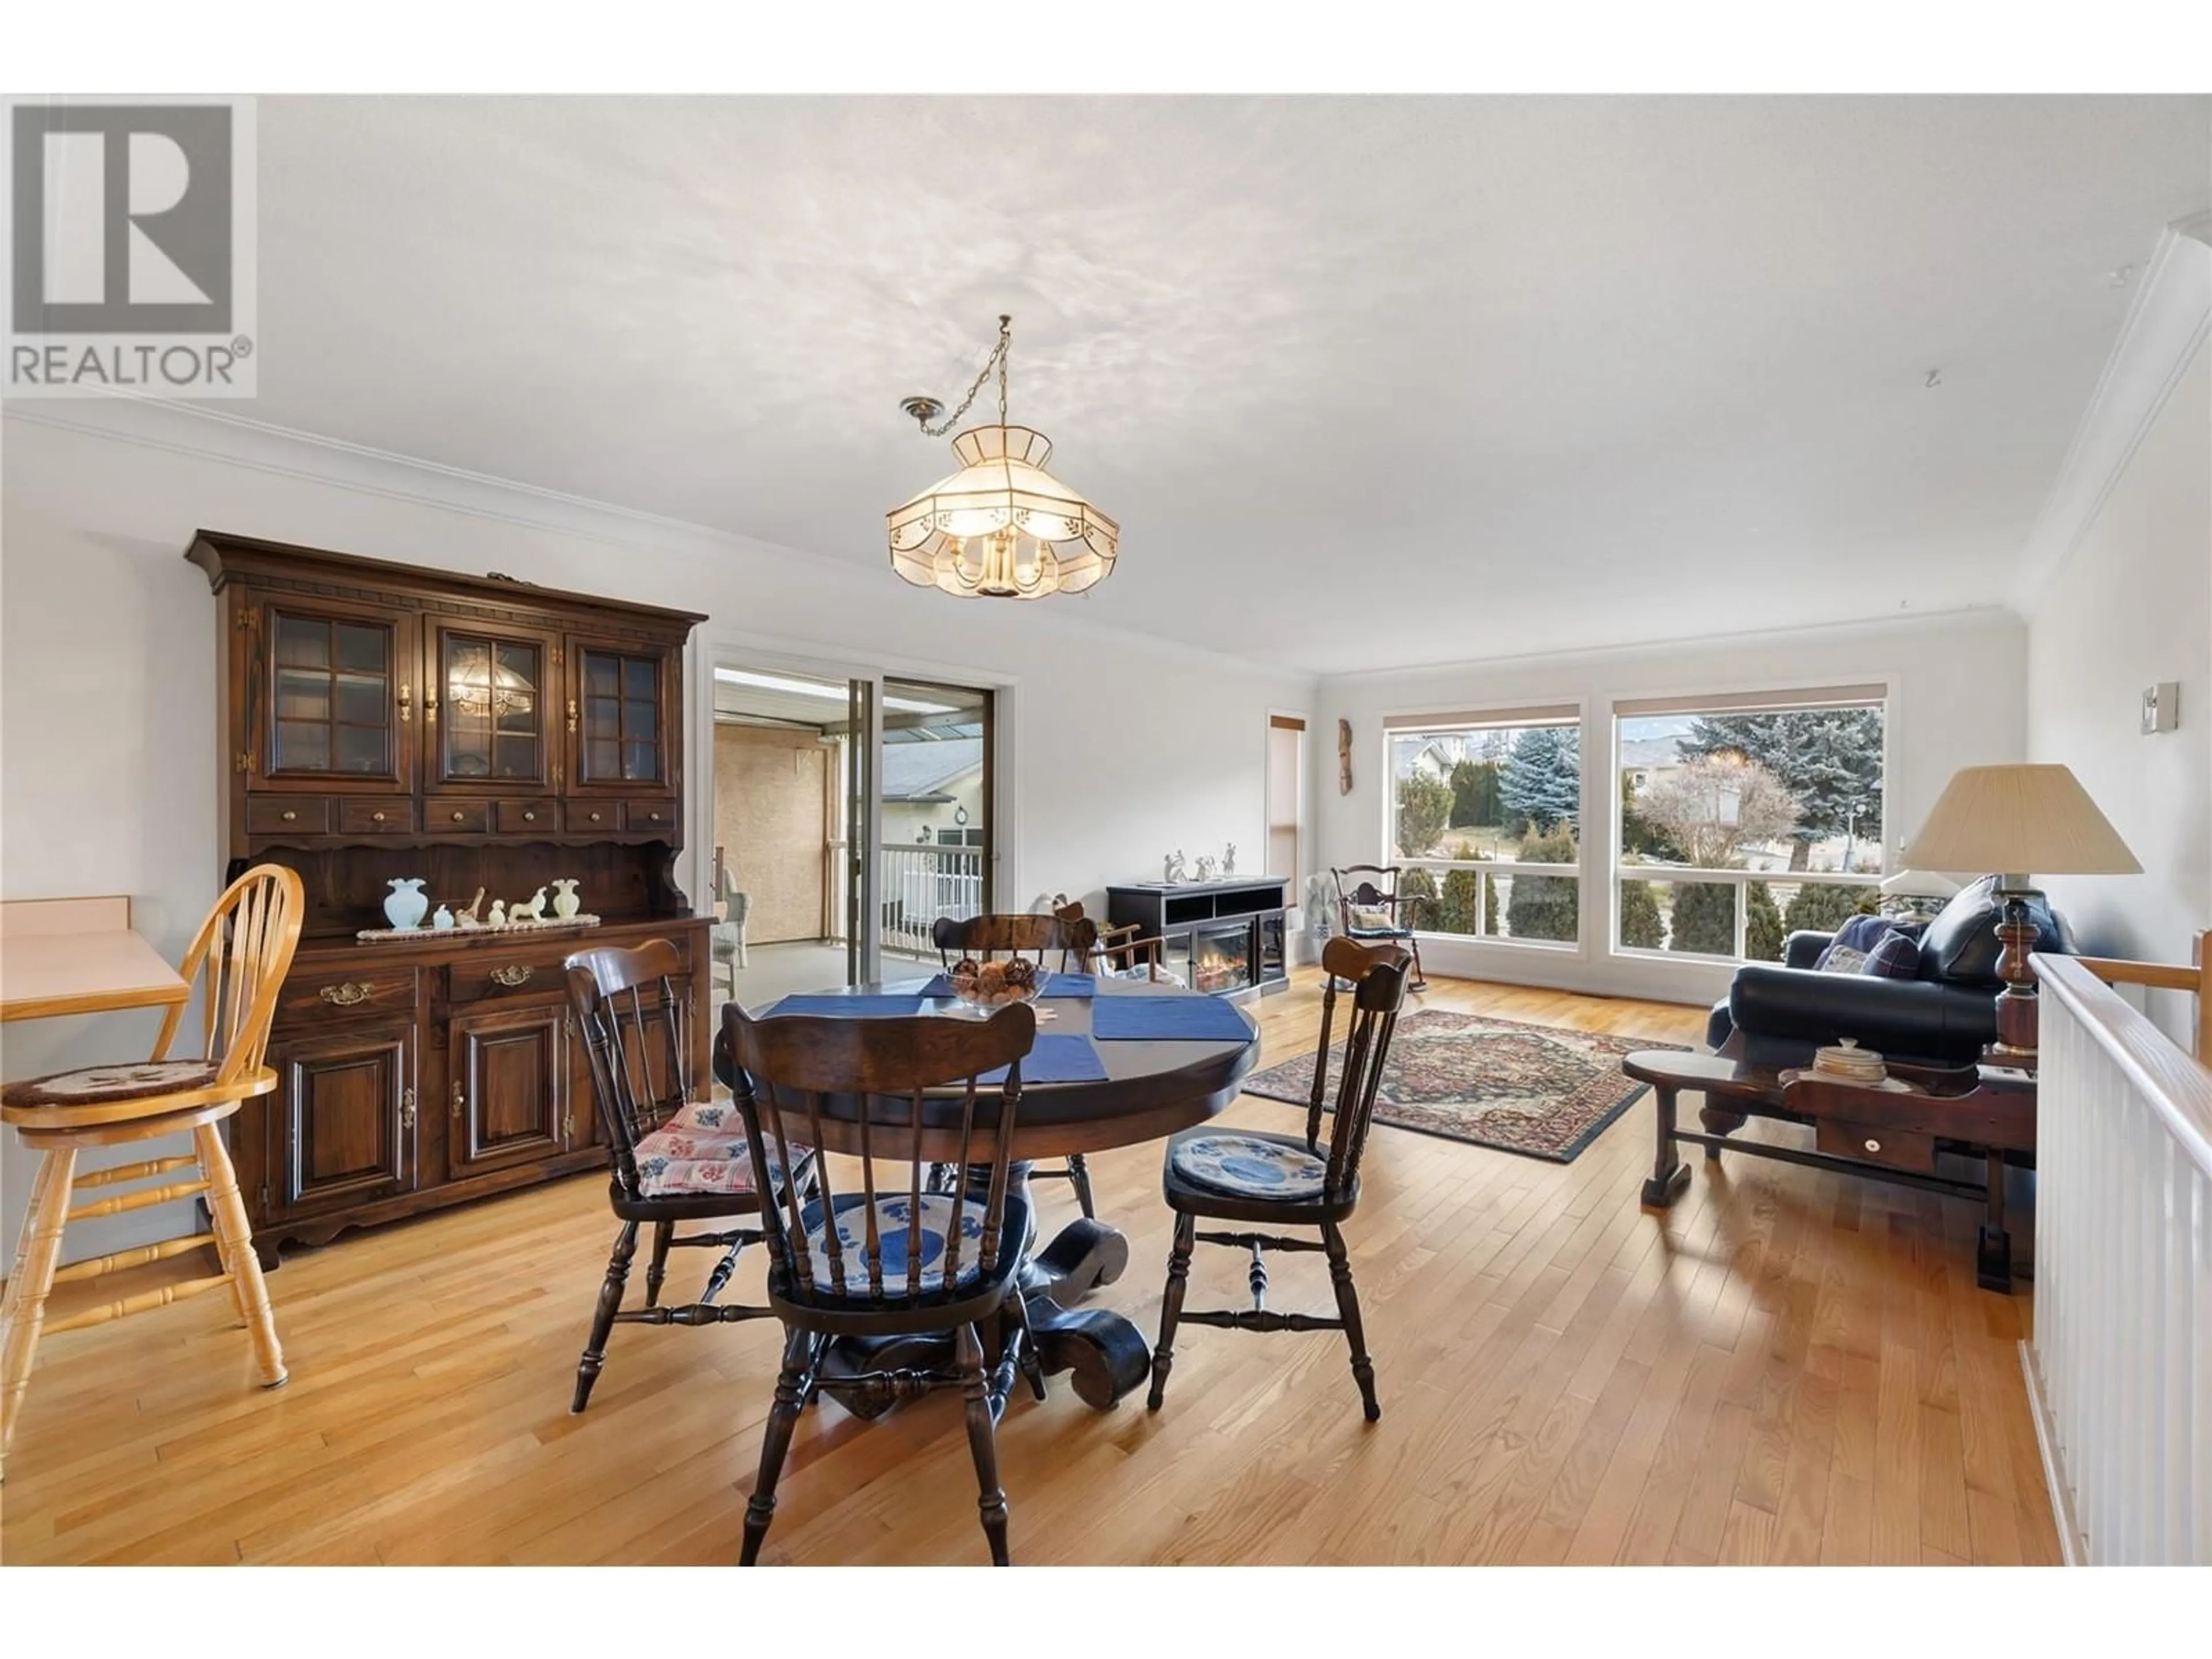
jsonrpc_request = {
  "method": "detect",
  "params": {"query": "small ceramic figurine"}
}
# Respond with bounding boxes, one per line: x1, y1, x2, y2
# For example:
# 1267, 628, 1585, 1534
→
513, 887, 548, 922
431, 904, 454, 931
551, 878, 581, 920
1194, 853, 1217, 882
383, 876, 429, 931
1223, 842, 1237, 877
488, 899, 507, 927
458, 887, 486, 925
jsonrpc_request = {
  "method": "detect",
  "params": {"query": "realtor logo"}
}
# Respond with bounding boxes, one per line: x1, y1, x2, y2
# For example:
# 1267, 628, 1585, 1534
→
5, 96, 257, 397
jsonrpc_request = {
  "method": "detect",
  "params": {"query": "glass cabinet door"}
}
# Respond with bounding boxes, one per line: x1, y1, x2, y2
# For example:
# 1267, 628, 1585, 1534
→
574, 646, 664, 785
265, 604, 410, 782
434, 628, 549, 785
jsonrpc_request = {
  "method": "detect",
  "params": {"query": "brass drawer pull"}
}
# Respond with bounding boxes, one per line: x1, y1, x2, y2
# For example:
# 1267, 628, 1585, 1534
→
452, 1080, 465, 1119
522, 810, 536, 823
644, 810, 662, 823
319, 980, 373, 1006
490, 964, 534, 987
281, 809, 297, 823
451, 810, 467, 823
1863, 1137, 1882, 1154
371, 810, 387, 823
588, 810, 604, 823
400, 1088, 418, 1131
398, 684, 411, 724
566, 698, 578, 735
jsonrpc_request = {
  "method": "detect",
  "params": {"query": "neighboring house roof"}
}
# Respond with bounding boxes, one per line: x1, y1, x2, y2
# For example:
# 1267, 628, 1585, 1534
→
1619, 734, 1685, 770
880, 736, 984, 802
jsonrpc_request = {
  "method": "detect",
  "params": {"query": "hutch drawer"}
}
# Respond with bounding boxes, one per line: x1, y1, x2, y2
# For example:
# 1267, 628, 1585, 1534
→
569, 802, 618, 832
275, 965, 419, 1028
337, 798, 414, 835
447, 942, 586, 1005
247, 796, 331, 836
493, 798, 557, 834
426, 797, 492, 834
622, 800, 678, 835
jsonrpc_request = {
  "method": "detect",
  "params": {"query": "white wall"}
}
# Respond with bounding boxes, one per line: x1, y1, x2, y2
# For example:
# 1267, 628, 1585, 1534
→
2025, 336, 2212, 1047
1316, 610, 2030, 1008
0, 408, 1315, 1257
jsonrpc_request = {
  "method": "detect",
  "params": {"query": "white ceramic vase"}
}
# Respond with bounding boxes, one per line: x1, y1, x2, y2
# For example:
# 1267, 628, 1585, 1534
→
384, 877, 429, 931
551, 878, 581, 920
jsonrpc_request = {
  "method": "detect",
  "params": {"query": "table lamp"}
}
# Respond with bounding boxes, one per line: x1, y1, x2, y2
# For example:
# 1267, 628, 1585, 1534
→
1878, 868, 1960, 922
1899, 763, 2139, 1062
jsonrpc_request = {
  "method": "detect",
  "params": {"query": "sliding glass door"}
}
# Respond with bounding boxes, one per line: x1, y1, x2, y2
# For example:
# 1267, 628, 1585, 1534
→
877, 679, 994, 960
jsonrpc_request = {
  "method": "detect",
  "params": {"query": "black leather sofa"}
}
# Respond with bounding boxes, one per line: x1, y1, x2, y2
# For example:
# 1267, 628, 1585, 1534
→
1706, 875, 2075, 1068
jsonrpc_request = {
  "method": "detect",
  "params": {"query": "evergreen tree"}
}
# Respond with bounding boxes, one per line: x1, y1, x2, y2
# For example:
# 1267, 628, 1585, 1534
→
1500, 725, 1581, 833
1395, 770, 1452, 858
1744, 881, 1786, 961
1679, 709, 1884, 869
1668, 880, 1737, 955
1449, 757, 1503, 829
1507, 822, 1579, 942
1784, 881, 1874, 936
1619, 880, 1664, 949
1398, 866, 1439, 931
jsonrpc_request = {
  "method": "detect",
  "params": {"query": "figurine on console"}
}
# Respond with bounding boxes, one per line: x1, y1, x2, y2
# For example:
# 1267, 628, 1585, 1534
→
1194, 854, 1217, 882
513, 887, 548, 922
1222, 842, 1237, 877
1164, 849, 1186, 884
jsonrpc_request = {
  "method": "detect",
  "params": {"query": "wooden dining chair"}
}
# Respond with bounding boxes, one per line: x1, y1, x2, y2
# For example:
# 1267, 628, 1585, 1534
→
1331, 863, 1430, 991
0, 865, 304, 1480
562, 941, 816, 1414
931, 911, 1098, 1219
722, 999, 1042, 1566
1046, 896, 1170, 983
1146, 935, 1413, 1422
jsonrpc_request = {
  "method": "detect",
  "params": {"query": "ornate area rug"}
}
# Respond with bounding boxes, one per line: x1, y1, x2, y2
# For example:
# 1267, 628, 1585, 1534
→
1241, 1010, 1685, 1164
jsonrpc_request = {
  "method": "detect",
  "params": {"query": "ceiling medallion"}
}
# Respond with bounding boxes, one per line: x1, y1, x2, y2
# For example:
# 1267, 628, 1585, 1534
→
887, 315, 1118, 601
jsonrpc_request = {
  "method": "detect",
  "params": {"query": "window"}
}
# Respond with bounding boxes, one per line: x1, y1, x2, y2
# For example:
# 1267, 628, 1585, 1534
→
1383, 705, 1581, 945
1266, 715, 1304, 885
1612, 685, 1886, 961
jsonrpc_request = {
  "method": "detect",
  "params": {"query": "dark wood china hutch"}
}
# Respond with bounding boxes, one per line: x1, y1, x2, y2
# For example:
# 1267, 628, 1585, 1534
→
188, 531, 710, 1264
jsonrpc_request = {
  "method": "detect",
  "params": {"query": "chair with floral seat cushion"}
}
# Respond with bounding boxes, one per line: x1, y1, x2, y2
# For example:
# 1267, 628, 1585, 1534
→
1, 865, 303, 1482
1146, 935, 1414, 1423
720, 998, 1043, 1566
1330, 865, 1429, 991
561, 941, 816, 1415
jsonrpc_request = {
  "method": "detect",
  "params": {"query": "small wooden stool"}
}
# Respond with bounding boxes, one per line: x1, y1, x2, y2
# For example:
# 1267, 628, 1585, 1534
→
0, 866, 304, 1482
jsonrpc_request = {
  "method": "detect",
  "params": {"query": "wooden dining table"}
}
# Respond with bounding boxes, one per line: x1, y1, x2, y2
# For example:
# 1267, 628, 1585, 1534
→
714, 972, 1261, 1413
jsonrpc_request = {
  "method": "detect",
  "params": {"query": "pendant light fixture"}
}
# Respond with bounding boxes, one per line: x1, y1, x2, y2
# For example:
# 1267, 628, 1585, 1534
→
887, 315, 1118, 600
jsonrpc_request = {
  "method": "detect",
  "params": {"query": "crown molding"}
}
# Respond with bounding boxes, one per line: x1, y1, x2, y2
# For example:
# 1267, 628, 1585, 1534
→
2, 395, 1315, 688
2012, 215, 2212, 614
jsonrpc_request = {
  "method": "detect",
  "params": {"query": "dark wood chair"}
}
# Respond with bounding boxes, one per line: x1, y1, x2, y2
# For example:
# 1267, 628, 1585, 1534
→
1146, 935, 1414, 1422
1047, 895, 1169, 982
562, 941, 814, 1415
932, 911, 1099, 1219
1331, 863, 1430, 991
722, 999, 1043, 1566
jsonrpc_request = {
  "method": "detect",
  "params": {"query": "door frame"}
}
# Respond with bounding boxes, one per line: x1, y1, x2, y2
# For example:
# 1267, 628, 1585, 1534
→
691, 630, 1019, 987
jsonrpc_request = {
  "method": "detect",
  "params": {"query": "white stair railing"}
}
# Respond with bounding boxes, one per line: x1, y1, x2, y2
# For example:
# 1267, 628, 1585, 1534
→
2027, 951, 2212, 1565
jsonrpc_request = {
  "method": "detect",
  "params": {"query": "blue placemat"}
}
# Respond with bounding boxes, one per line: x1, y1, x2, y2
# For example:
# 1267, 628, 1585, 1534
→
979, 1033, 1108, 1085
916, 971, 1096, 999
763, 994, 926, 1018
1090, 995, 1254, 1043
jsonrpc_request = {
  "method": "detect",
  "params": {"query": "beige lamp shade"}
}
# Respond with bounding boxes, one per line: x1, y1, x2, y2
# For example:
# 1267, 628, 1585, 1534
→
1900, 764, 2141, 879
1880, 868, 1961, 899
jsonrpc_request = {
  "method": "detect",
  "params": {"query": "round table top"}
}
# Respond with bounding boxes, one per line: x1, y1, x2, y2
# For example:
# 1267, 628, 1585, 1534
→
729, 974, 1261, 1160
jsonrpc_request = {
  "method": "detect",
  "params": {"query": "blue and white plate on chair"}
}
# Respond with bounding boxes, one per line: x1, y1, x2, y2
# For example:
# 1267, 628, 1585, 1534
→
1170, 1133, 1328, 1200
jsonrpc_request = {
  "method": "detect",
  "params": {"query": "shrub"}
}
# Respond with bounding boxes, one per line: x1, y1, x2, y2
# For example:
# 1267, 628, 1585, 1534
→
1396, 771, 1452, 858
1668, 881, 1737, 955
1744, 881, 1786, 962
1785, 881, 1874, 937
1435, 842, 1484, 934
1619, 880, 1664, 949
1508, 822, 1578, 942
1398, 866, 1438, 931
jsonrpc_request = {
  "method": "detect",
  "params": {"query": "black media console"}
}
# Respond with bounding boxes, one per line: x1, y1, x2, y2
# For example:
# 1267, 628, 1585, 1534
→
1105, 876, 1290, 998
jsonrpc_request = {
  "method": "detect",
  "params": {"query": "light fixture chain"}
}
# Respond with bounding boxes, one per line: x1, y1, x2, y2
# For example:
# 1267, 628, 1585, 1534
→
914, 314, 1014, 438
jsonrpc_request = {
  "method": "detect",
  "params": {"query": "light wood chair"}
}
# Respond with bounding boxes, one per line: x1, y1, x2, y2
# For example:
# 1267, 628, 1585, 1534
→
0, 865, 304, 1480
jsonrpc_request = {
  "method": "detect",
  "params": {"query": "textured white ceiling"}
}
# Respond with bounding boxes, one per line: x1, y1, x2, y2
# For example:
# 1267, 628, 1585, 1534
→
241, 95, 2209, 675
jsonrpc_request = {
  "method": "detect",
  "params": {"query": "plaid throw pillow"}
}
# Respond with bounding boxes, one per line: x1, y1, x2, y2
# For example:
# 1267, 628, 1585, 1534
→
1814, 912, 1889, 973
1859, 929, 1922, 979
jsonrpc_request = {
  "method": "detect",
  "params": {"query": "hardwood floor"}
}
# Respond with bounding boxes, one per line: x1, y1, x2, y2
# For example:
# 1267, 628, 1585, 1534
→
0, 969, 2061, 1566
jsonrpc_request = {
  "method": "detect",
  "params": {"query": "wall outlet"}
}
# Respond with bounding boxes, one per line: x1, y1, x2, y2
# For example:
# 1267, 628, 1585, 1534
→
2141, 681, 2180, 735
